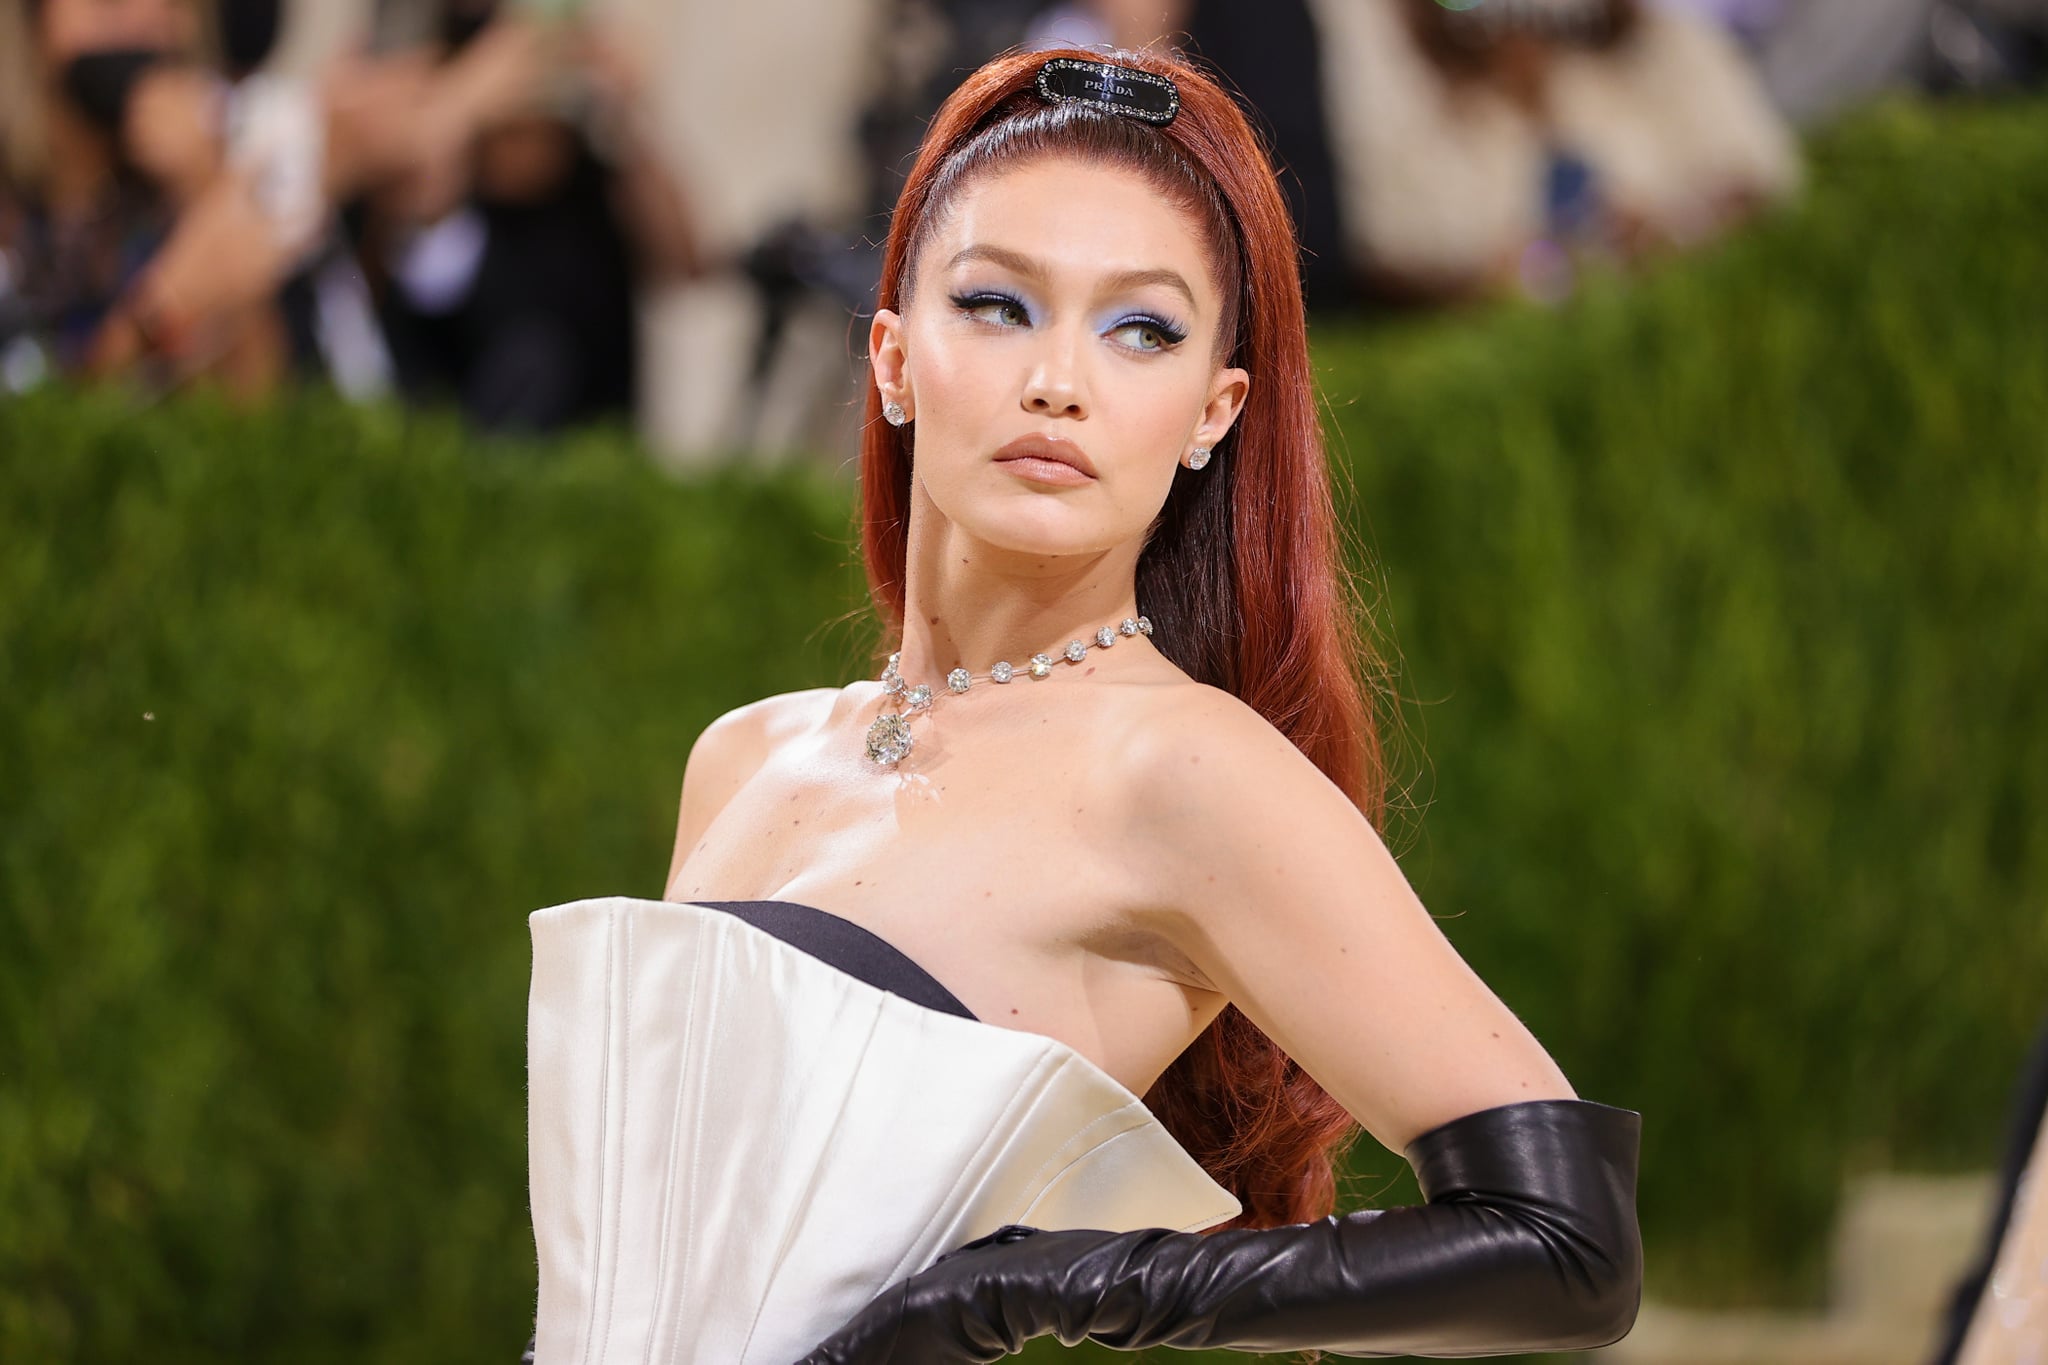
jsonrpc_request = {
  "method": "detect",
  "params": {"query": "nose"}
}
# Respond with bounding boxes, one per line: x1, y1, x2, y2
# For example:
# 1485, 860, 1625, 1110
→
1021, 322, 1087, 419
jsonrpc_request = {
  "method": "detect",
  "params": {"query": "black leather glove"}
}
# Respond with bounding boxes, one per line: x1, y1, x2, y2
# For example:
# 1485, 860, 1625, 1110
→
789, 1096, 1641, 1363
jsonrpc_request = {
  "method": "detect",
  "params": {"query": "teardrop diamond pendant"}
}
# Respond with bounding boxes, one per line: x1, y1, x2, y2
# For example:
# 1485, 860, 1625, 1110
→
864, 712, 915, 765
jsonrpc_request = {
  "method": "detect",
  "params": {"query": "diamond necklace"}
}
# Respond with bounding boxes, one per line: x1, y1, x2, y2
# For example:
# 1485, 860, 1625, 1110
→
864, 614, 1153, 767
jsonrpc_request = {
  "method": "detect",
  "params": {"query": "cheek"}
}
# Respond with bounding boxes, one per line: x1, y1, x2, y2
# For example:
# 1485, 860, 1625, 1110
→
1111, 369, 1213, 472
904, 328, 994, 416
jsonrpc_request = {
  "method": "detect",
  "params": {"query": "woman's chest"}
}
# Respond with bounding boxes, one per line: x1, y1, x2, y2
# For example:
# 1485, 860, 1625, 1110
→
664, 704, 1221, 1092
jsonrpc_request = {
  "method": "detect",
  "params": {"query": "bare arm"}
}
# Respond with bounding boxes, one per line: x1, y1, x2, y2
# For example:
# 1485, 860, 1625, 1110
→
1128, 685, 1575, 1155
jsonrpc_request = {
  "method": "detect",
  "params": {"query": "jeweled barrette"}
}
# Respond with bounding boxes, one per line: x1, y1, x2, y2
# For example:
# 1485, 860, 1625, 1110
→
1033, 57, 1181, 127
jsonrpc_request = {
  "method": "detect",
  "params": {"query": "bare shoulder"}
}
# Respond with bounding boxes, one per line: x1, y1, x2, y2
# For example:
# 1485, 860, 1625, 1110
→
1117, 680, 1347, 828
1115, 679, 1574, 1152
1111, 677, 1366, 926
687, 688, 827, 781
721, 686, 842, 748
665, 687, 838, 892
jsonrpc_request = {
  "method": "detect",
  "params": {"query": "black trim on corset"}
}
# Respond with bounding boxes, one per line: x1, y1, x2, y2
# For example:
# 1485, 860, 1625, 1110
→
694, 900, 980, 1022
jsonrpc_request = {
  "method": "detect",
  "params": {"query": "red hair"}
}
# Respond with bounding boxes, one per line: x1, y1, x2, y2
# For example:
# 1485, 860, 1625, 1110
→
859, 46, 1390, 1233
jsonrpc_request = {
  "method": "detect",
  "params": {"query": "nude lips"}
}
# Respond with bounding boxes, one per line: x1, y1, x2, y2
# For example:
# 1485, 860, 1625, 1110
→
993, 434, 1098, 485
996, 455, 1094, 485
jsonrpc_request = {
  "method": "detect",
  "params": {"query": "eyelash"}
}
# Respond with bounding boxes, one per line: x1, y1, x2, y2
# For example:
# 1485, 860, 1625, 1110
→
948, 290, 1189, 352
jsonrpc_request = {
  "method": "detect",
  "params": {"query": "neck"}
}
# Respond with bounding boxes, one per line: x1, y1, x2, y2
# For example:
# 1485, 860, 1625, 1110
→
887, 481, 1154, 688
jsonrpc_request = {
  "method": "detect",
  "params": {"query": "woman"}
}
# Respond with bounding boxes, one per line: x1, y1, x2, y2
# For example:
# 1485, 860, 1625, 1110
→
522, 46, 1642, 1364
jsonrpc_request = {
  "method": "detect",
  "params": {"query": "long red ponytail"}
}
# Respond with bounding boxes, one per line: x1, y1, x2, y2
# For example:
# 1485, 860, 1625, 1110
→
860, 45, 1392, 1232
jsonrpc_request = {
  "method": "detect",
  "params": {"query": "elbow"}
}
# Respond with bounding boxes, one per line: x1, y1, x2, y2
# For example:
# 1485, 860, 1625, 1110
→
1405, 1096, 1647, 1353
1528, 1102, 1645, 1350
1553, 1215, 1644, 1350
1562, 1276, 1641, 1351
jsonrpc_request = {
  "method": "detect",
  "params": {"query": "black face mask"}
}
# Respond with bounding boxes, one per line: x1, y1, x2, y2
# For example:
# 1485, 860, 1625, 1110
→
59, 48, 171, 136
440, 0, 501, 55
218, 0, 282, 78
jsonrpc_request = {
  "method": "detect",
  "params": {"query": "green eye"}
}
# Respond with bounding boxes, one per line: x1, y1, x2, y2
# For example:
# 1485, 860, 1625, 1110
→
1111, 315, 1188, 352
951, 292, 1028, 326
1114, 321, 1170, 351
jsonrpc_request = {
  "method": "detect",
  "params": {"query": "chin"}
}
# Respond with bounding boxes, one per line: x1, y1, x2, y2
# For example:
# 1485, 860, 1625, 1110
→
963, 500, 1127, 558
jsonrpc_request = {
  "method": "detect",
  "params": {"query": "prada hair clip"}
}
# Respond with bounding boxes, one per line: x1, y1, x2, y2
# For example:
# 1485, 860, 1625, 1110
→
1033, 57, 1181, 127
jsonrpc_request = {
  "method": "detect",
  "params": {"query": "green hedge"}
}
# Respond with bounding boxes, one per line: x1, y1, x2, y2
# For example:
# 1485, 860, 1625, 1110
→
1317, 93, 2048, 1312
3, 95, 2045, 1362
0, 400, 872, 1361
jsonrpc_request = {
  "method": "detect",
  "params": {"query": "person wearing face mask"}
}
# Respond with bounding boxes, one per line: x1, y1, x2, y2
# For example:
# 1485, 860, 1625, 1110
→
0, 0, 340, 397
516, 46, 1642, 1365
0, 0, 200, 388
0, 0, 418, 400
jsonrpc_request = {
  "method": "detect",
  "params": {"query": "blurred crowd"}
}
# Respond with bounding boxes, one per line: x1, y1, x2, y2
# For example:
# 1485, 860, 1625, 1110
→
2, 0, 2044, 462
0, 0, 699, 430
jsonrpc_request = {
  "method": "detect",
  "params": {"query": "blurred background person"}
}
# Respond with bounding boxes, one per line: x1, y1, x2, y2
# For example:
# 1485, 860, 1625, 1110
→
344, 0, 704, 436
1311, 0, 1801, 305
0, 0, 257, 394
0, 0, 407, 402
12, 0, 2038, 451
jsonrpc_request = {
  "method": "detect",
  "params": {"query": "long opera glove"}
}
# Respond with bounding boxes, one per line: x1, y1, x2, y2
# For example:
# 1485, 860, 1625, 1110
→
789, 1097, 1642, 1363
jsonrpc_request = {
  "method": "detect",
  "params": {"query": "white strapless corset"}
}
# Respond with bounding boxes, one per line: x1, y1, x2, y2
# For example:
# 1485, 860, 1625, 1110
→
526, 896, 1242, 1365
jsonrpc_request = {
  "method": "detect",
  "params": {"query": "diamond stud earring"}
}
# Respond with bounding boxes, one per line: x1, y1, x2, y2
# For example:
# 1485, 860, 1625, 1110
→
882, 399, 907, 426
1187, 444, 1213, 470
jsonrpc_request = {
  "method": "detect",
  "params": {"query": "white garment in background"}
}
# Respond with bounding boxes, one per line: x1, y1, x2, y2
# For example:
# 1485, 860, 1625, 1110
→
1311, 0, 1800, 288
1547, 3, 1804, 243
1311, 0, 1547, 287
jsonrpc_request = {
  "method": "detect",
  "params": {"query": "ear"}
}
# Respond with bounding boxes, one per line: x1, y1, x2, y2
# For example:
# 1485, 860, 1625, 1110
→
1190, 365, 1250, 457
869, 308, 913, 420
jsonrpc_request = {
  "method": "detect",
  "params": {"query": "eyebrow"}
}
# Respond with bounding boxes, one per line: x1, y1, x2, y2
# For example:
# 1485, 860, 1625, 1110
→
945, 243, 1198, 312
